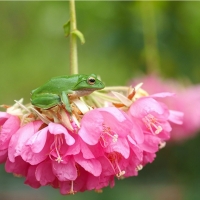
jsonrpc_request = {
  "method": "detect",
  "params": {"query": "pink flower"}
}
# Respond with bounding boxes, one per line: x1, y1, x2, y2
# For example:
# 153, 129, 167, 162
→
79, 107, 133, 177
129, 96, 171, 139
26, 122, 75, 165
0, 80, 183, 194
0, 112, 20, 163
8, 120, 44, 163
79, 107, 132, 158
127, 93, 183, 167
78, 105, 176, 181
132, 74, 200, 141
5, 119, 104, 193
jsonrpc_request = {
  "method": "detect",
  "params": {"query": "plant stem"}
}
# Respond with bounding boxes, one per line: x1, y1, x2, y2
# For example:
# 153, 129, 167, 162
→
140, 2, 160, 74
69, 0, 78, 74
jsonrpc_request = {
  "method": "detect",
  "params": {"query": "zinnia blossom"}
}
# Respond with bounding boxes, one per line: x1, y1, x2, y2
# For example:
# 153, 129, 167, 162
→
0, 81, 183, 194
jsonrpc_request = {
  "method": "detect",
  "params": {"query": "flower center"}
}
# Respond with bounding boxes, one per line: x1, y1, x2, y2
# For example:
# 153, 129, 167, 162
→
67, 181, 76, 195
100, 124, 118, 147
49, 135, 64, 163
136, 164, 143, 171
159, 141, 166, 149
107, 152, 125, 179
142, 114, 162, 134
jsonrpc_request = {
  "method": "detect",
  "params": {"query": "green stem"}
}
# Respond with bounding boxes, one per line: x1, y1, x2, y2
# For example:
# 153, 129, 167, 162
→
140, 2, 160, 74
69, 0, 78, 74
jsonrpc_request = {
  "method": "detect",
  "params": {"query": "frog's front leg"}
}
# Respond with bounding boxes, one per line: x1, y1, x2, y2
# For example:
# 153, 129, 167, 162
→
61, 91, 72, 113
31, 93, 61, 109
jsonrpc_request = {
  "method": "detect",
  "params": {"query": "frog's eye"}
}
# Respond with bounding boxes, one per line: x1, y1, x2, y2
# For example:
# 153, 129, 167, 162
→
87, 77, 96, 85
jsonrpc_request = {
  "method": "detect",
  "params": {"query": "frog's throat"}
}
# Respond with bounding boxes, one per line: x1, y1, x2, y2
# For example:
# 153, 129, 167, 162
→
69, 89, 95, 99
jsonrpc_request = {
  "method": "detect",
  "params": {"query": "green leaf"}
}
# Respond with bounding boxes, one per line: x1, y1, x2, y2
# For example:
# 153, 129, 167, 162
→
72, 30, 85, 44
63, 20, 70, 37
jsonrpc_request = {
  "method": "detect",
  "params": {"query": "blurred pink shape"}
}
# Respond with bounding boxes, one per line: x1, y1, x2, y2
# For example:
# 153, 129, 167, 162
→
132, 74, 200, 141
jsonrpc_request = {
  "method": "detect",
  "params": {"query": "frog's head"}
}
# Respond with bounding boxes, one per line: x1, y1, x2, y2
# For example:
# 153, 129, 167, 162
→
73, 74, 105, 91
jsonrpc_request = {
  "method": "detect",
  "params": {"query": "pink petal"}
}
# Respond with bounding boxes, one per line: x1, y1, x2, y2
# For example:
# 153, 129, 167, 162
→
25, 165, 41, 188
86, 143, 104, 158
35, 161, 55, 185
8, 124, 32, 162
8, 121, 42, 162
0, 112, 10, 124
98, 107, 127, 122
27, 127, 48, 153
150, 92, 174, 98
130, 97, 165, 116
74, 153, 102, 177
49, 123, 75, 145
168, 110, 184, 125
106, 138, 130, 159
98, 156, 115, 176
161, 121, 172, 133
128, 119, 144, 144
99, 108, 132, 137
0, 115, 20, 150
125, 151, 141, 176
59, 181, 73, 194
143, 152, 156, 164
21, 145, 48, 165
128, 142, 143, 161
65, 141, 80, 156
79, 110, 104, 145
86, 174, 102, 190
0, 149, 7, 163
52, 160, 77, 181
138, 135, 160, 153
80, 140, 95, 159
5, 156, 29, 176
15, 121, 41, 156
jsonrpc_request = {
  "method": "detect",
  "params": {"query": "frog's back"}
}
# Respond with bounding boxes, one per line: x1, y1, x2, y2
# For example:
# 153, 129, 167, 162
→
31, 75, 79, 95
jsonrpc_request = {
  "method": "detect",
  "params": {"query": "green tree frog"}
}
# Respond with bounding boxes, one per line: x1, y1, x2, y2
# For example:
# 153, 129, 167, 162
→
30, 74, 105, 113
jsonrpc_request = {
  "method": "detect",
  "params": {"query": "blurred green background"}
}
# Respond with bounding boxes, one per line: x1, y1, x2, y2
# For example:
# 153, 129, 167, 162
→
0, 1, 200, 200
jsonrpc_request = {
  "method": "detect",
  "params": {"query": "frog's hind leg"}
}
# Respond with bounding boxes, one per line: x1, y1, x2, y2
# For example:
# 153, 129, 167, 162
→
31, 93, 61, 109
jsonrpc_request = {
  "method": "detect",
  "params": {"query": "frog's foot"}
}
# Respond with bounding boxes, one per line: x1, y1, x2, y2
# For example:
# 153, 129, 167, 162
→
31, 93, 61, 109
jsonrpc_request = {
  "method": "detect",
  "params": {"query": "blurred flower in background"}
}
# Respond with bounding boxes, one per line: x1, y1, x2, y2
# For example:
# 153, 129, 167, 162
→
131, 74, 200, 142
